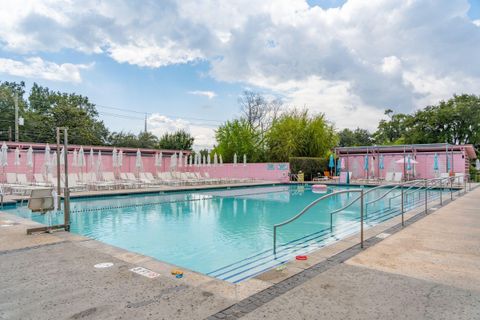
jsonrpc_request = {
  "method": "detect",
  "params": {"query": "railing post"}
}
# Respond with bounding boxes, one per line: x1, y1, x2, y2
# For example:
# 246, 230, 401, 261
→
424, 179, 428, 214
440, 179, 443, 206
360, 189, 364, 249
450, 177, 453, 200
273, 226, 276, 255
330, 213, 333, 232
401, 184, 404, 227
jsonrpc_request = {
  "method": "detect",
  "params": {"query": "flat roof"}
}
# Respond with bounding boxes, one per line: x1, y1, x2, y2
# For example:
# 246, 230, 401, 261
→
335, 143, 477, 159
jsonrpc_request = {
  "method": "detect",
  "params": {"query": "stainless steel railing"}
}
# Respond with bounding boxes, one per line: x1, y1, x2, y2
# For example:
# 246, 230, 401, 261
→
272, 174, 472, 255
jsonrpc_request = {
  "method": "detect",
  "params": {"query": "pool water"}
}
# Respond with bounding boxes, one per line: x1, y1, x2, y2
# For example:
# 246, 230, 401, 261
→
4, 184, 442, 282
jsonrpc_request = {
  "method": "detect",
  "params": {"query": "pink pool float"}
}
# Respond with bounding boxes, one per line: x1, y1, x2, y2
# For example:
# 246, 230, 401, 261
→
312, 184, 328, 193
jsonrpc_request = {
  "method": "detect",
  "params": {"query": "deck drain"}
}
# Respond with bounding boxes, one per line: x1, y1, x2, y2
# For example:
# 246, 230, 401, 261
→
376, 232, 391, 239
130, 266, 160, 279
94, 262, 114, 269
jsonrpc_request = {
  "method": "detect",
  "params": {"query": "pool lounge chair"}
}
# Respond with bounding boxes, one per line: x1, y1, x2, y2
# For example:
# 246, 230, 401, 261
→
393, 172, 403, 182
454, 173, 464, 185
385, 172, 394, 182
34, 173, 52, 187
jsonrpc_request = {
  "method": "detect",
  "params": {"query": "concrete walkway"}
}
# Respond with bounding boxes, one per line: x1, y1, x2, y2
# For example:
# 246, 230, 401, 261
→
237, 187, 480, 319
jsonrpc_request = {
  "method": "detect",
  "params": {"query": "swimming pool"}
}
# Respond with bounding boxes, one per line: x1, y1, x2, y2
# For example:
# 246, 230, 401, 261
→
4, 184, 441, 282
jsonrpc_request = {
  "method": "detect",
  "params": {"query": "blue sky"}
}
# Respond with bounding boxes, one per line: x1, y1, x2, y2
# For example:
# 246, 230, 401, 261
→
0, 0, 479, 149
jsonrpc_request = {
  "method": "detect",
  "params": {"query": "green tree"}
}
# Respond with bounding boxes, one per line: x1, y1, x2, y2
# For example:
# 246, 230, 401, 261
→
266, 109, 338, 162
338, 128, 373, 147
214, 119, 265, 162
25, 83, 109, 145
0, 81, 28, 141
157, 130, 194, 150
374, 109, 410, 144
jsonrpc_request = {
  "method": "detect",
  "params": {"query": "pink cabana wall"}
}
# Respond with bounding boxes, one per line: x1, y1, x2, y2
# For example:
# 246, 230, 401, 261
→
186, 163, 290, 182
341, 151, 467, 180
0, 143, 290, 183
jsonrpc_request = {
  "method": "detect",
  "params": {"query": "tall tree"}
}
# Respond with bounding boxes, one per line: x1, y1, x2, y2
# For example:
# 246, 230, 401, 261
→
338, 128, 374, 147
214, 119, 265, 162
157, 130, 194, 150
266, 109, 338, 162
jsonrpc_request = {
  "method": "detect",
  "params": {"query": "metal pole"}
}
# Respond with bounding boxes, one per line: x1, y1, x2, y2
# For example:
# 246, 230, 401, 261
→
63, 128, 70, 231
424, 179, 427, 214
360, 189, 364, 249
440, 179, 443, 206
56, 128, 61, 206
273, 227, 276, 255
450, 177, 453, 200
401, 184, 404, 226
14, 92, 19, 142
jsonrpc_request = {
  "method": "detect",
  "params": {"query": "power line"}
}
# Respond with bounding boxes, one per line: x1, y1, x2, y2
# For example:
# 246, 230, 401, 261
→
95, 104, 225, 123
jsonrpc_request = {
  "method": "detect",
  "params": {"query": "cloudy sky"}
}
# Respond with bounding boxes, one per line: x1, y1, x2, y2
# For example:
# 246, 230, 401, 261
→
0, 0, 479, 149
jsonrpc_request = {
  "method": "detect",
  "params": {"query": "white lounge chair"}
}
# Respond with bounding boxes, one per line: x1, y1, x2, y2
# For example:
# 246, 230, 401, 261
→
385, 172, 394, 182
393, 172, 403, 182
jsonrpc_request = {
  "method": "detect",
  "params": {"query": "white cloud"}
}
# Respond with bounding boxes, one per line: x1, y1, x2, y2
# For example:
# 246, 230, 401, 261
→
1, 0, 480, 129
474, 20, 480, 27
188, 90, 217, 99
147, 113, 216, 149
0, 57, 92, 83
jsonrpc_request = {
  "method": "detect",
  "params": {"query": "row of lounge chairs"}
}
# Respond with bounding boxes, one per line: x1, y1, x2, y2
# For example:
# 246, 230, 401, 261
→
1, 171, 256, 194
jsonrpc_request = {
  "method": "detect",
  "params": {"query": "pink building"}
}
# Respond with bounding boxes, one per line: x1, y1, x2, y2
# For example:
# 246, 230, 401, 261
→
0, 141, 289, 183
334, 143, 477, 180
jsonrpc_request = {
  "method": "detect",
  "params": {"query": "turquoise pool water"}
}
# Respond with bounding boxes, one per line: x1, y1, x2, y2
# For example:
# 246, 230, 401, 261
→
4, 184, 441, 282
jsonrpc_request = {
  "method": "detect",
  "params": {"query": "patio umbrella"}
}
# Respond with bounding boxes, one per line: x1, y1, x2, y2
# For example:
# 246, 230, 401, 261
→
447, 157, 451, 172
96, 150, 103, 175
78, 147, 86, 179
219, 154, 223, 165
72, 149, 78, 168
188, 154, 192, 167
328, 154, 335, 169
406, 155, 412, 171
184, 154, 188, 167
60, 147, 65, 166
158, 152, 163, 169
214, 153, 218, 166
1, 142, 8, 181
135, 149, 143, 171
117, 150, 123, 169
112, 148, 118, 168
207, 152, 211, 166
243, 154, 247, 166
50, 151, 56, 176
379, 155, 384, 170
476, 159, 480, 171
170, 153, 177, 170
89, 148, 94, 172
43, 144, 51, 176
202, 155, 206, 167
433, 153, 439, 172
336, 158, 342, 174
233, 153, 237, 165
178, 151, 183, 168
14, 147, 20, 166
363, 155, 369, 172
26, 146, 33, 169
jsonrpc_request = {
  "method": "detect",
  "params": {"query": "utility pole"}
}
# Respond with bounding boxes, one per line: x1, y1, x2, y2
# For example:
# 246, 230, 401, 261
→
14, 92, 19, 142
144, 113, 148, 132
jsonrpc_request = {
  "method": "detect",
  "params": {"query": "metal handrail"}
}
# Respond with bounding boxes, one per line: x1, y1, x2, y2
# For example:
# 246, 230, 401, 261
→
273, 189, 363, 254
272, 175, 472, 255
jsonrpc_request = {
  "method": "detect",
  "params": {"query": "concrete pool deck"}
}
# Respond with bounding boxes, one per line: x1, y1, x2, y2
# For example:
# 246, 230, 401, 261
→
0, 184, 478, 319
